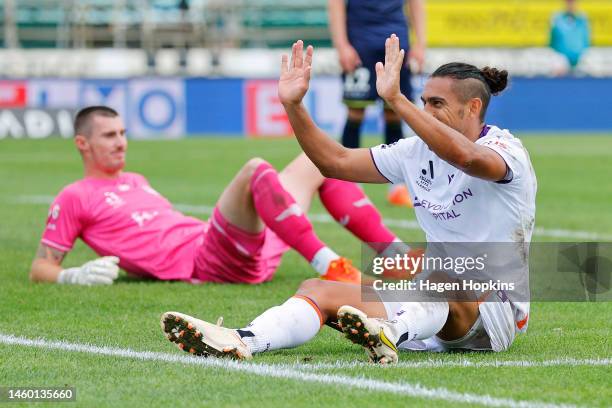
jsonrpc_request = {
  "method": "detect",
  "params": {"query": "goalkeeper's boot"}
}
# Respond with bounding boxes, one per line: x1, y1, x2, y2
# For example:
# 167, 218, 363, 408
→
321, 257, 361, 284
161, 311, 252, 360
337, 305, 399, 364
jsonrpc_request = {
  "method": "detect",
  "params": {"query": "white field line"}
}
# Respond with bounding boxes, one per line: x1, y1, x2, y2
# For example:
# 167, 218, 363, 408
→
11, 195, 612, 241
0, 333, 578, 408
287, 357, 612, 372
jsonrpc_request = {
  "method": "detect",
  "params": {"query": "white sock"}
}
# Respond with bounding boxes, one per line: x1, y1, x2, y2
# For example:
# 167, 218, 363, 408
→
385, 302, 449, 345
380, 237, 411, 258
238, 297, 322, 354
310, 246, 340, 275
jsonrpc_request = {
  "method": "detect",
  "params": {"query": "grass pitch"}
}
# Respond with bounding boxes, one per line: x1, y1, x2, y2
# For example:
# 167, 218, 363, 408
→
0, 135, 610, 407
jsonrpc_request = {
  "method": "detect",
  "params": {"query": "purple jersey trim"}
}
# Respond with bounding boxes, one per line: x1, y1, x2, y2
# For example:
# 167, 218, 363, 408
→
369, 148, 393, 183
495, 166, 514, 184
479, 125, 491, 138
478, 124, 513, 183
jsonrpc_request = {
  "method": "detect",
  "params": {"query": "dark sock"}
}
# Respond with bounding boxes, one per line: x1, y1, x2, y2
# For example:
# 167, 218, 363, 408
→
384, 120, 404, 145
341, 119, 362, 148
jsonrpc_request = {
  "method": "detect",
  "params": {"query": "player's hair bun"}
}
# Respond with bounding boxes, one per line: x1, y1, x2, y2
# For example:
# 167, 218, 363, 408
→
480, 67, 508, 95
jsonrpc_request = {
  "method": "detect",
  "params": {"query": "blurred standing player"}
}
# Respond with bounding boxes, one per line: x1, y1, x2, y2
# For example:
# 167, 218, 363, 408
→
328, 0, 426, 206
30, 106, 409, 286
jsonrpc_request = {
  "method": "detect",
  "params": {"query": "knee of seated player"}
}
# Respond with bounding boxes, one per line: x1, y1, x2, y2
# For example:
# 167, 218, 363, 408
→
347, 107, 365, 123
280, 153, 317, 178
296, 278, 326, 297
295, 279, 338, 319
242, 157, 270, 179
438, 301, 480, 341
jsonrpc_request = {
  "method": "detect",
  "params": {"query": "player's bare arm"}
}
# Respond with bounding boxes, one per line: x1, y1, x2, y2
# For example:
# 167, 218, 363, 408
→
377, 35, 507, 182
30, 243, 119, 285
30, 243, 66, 282
279, 41, 387, 183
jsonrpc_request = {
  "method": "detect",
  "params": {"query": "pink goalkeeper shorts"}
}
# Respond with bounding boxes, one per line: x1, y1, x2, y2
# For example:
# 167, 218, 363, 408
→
192, 207, 289, 284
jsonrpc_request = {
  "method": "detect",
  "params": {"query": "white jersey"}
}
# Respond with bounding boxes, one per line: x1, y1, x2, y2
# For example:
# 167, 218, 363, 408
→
370, 125, 537, 333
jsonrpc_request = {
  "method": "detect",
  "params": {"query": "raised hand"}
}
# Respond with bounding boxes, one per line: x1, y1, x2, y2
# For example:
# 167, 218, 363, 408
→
278, 40, 314, 106
375, 34, 405, 103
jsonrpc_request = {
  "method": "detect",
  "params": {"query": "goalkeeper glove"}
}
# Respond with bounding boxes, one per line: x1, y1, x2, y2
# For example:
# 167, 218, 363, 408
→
57, 256, 120, 285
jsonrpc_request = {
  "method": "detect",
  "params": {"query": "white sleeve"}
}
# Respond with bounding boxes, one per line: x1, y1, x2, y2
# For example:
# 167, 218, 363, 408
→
369, 137, 419, 184
478, 134, 527, 184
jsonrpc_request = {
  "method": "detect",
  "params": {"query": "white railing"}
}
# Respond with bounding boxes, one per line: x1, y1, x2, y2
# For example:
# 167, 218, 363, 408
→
0, 47, 610, 78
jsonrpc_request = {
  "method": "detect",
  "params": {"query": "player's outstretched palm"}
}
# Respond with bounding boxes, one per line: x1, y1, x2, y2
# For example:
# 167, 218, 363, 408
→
375, 34, 405, 102
278, 40, 313, 106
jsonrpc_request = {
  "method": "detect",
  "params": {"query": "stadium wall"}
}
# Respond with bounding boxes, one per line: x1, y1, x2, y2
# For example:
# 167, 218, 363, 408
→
427, 0, 612, 47
0, 77, 611, 139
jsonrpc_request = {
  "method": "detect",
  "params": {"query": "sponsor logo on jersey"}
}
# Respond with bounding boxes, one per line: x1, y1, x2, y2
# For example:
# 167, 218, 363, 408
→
416, 160, 435, 191
104, 191, 125, 208
131, 210, 159, 227
413, 189, 475, 221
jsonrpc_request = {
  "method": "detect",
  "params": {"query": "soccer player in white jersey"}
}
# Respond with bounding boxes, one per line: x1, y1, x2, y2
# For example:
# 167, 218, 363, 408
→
160, 36, 536, 361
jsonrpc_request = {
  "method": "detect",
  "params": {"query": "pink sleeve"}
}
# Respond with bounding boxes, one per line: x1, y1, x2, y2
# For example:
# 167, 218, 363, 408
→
40, 187, 85, 252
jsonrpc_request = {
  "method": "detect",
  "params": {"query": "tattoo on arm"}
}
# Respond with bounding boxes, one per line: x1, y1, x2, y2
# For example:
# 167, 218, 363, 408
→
35, 244, 66, 264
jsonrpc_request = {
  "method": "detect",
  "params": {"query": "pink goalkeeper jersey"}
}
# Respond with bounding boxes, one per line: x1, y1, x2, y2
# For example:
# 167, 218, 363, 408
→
41, 172, 208, 280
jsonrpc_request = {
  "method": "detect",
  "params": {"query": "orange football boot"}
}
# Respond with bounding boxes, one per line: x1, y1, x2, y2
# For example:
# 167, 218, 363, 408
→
321, 257, 361, 284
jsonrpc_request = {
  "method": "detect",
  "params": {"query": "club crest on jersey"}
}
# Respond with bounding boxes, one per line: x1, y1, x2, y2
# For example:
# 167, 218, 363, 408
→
416, 160, 434, 191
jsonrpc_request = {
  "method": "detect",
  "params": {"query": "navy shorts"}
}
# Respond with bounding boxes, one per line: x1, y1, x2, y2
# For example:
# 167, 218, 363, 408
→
342, 43, 413, 107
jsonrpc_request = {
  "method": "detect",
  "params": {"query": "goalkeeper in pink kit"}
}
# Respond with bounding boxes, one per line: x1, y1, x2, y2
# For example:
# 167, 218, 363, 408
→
30, 106, 409, 286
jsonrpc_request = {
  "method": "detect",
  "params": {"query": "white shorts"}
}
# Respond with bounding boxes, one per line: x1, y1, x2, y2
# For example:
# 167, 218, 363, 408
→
383, 294, 516, 352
